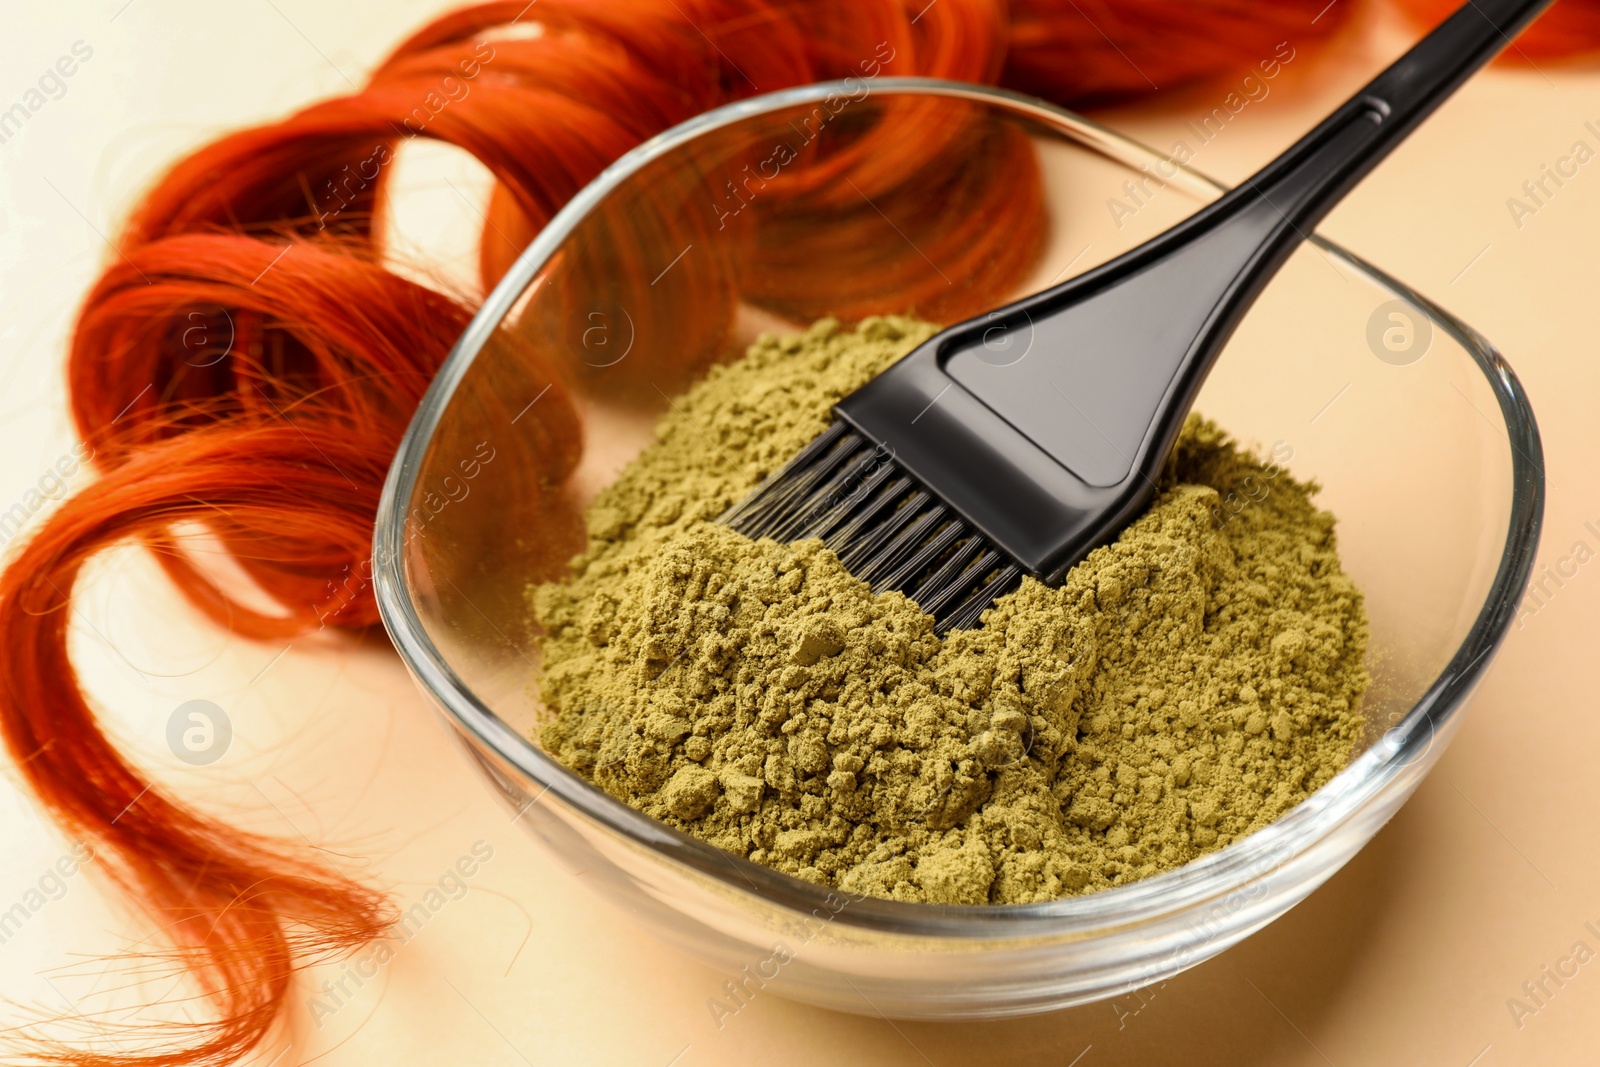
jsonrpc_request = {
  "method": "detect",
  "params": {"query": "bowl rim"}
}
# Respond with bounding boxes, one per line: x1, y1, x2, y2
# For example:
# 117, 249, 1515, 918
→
374, 77, 1545, 938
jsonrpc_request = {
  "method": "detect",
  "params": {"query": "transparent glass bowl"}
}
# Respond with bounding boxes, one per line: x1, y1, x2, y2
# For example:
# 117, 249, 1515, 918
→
374, 80, 1543, 1019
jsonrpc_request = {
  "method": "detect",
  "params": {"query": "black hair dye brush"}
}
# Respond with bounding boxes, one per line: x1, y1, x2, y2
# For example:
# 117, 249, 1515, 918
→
722, 0, 1553, 632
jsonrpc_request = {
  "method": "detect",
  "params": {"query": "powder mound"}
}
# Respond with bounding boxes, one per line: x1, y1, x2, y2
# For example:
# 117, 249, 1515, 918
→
531, 317, 1368, 905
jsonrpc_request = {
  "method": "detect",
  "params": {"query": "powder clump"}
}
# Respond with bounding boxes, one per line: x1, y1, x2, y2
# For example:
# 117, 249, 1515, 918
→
532, 317, 1368, 904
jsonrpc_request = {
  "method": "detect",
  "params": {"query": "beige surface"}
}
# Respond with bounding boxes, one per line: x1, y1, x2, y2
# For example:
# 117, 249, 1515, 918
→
1, 1, 1597, 1064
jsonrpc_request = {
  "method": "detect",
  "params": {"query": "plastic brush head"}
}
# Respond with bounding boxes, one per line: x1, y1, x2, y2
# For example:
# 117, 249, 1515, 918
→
721, 420, 1024, 633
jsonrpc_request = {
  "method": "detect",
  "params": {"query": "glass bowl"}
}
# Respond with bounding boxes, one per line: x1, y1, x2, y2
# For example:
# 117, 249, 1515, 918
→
373, 80, 1542, 1019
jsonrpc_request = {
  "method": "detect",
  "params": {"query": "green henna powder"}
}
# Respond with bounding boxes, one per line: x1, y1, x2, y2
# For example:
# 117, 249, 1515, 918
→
530, 317, 1369, 904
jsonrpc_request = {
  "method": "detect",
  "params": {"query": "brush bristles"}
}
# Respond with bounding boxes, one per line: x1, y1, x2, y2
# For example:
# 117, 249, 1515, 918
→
721, 419, 1023, 632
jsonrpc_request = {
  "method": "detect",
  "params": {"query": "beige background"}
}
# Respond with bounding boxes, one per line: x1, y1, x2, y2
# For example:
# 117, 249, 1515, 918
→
1, 1, 1597, 1063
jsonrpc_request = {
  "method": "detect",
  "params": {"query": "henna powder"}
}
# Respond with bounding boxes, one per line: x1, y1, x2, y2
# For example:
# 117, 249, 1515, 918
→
530, 317, 1368, 904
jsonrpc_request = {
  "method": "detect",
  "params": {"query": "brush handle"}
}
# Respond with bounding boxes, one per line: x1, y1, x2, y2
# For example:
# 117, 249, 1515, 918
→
839, 0, 1555, 580
1223, 0, 1552, 245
